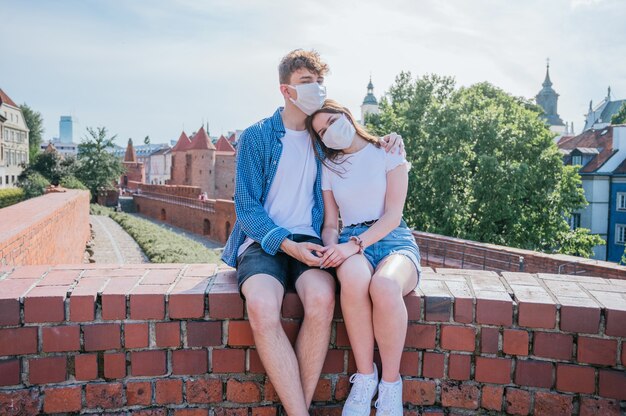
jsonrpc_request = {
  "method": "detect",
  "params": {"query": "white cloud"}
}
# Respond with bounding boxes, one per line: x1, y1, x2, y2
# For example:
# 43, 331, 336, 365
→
1, 0, 625, 145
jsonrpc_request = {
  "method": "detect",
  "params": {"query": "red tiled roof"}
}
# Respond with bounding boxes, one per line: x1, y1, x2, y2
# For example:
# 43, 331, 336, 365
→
171, 131, 192, 152
228, 133, 236, 143
189, 126, 216, 150
44, 142, 58, 154
557, 126, 615, 173
0, 88, 18, 108
215, 136, 236, 152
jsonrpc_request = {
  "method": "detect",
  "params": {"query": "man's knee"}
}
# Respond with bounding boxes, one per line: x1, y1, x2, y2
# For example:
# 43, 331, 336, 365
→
298, 271, 335, 321
246, 294, 282, 332
242, 274, 284, 332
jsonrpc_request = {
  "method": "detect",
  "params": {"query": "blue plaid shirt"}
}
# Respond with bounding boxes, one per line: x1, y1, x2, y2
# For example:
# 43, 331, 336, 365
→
221, 108, 324, 267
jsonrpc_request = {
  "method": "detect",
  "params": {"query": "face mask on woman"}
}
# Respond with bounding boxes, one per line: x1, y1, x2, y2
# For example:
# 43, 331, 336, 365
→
288, 82, 326, 115
322, 114, 356, 150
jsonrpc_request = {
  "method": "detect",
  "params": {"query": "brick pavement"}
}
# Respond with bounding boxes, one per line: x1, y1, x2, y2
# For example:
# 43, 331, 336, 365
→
89, 215, 148, 264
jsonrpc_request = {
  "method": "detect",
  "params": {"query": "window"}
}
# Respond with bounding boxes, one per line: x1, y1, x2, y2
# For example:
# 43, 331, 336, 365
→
572, 155, 582, 166
618, 193, 626, 211
569, 213, 581, 229
617, 224, 626, 245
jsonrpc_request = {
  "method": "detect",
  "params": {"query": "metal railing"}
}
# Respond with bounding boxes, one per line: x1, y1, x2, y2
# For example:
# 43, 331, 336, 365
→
134, 192, 216, 213
556, 261, 586, 275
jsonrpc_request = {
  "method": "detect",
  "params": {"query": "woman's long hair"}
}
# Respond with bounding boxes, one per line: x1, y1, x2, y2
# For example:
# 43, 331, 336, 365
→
306, 100, 379, 172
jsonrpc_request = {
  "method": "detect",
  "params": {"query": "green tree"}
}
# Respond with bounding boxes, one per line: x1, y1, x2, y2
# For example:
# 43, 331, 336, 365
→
612, 101, 626, 124
19, 104, 44, 161
17, 171, 49, 198
18, 151, 78, 185
558, 228, 605, 257
75, 127, 125, 201
368, 73, 593, 254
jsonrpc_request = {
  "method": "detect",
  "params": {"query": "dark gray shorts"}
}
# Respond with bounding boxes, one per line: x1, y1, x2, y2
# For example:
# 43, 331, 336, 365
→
236, 234, 323, 298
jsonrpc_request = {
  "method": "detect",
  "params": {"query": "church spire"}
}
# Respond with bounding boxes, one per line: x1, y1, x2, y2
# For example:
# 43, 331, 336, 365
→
124, 138, 137, 163
535, 59, 564, 129
542, 58, 552, 88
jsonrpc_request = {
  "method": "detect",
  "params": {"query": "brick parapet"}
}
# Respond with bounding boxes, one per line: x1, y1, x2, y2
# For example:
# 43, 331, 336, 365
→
414, 231, 626, 279
0, 264, 624, 414
0, 190, 90, 267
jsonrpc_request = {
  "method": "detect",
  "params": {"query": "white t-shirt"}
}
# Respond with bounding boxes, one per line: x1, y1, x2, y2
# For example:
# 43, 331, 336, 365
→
321, 143, 408, 227
237, 127, 318, 256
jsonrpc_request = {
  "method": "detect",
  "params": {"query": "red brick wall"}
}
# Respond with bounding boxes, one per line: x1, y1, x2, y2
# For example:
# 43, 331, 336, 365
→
214, 153, 235, 200
138, 184, 202, 199
121, 162, 145, 190
0, 190, 90, 266
133, 194, 235, 244
189, 149, 216, 197
0, 264, 624, 415
414, 231, 626, 279
169, 149, 235, 200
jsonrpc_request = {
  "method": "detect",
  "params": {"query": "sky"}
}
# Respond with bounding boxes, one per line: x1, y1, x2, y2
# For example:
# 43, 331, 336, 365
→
1, 0, 625, 147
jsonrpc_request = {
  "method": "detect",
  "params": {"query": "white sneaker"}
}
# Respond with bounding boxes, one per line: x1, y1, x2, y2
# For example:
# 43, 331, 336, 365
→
374, 378, 403, 416
342, 363, 379, 416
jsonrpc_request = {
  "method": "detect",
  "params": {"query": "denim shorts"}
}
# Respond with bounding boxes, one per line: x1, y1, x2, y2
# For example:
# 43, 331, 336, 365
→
236, 234, 324, 298
338, 222, 422, 278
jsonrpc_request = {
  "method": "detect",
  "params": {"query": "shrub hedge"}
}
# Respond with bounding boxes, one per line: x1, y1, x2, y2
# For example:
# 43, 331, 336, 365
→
0, 188, 25, 209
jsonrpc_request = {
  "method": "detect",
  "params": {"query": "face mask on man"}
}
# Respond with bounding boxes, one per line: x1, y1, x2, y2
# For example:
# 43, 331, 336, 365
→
322, 114, 356, 150
287, 82, 326, 115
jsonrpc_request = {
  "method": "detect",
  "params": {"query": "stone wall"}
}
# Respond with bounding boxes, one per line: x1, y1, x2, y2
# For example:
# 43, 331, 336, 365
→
0, 263, 624, 415
0, 190, 90, 266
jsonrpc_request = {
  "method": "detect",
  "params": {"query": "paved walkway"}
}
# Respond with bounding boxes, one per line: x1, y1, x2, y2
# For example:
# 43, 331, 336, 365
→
130, 213, 223, 250
89, 215, 149, 264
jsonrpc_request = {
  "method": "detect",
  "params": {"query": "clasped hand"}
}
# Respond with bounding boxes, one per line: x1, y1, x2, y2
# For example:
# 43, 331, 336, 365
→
284, 241, 358, 269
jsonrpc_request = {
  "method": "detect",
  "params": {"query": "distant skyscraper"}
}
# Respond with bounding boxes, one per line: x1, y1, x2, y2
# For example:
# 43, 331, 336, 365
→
59, 116, 73, 143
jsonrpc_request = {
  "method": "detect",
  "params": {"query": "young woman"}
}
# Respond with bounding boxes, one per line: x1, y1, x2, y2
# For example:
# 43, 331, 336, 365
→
307, 100, 421, 416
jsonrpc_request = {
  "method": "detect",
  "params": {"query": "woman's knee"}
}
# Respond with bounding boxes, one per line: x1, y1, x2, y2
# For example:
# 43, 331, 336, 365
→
338, 259, 372, 297
369, 275, 403, 307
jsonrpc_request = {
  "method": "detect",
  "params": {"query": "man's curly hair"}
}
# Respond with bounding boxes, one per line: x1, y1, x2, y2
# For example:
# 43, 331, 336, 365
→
278, 49, 329, 84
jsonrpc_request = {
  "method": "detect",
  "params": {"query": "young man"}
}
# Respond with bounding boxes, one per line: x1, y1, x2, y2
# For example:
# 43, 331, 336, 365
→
221, 49, 402, 415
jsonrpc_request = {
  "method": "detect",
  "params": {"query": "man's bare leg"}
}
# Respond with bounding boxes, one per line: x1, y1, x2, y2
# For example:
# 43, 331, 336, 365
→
242, 274, 309, 416
294, 268, 336, 407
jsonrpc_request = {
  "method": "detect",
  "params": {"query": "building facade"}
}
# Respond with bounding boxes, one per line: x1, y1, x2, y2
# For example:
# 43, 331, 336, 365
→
583, 86, 626, 131
558, 125, 626, 261
148, 147, 172, 185
0, 88, 29, 188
